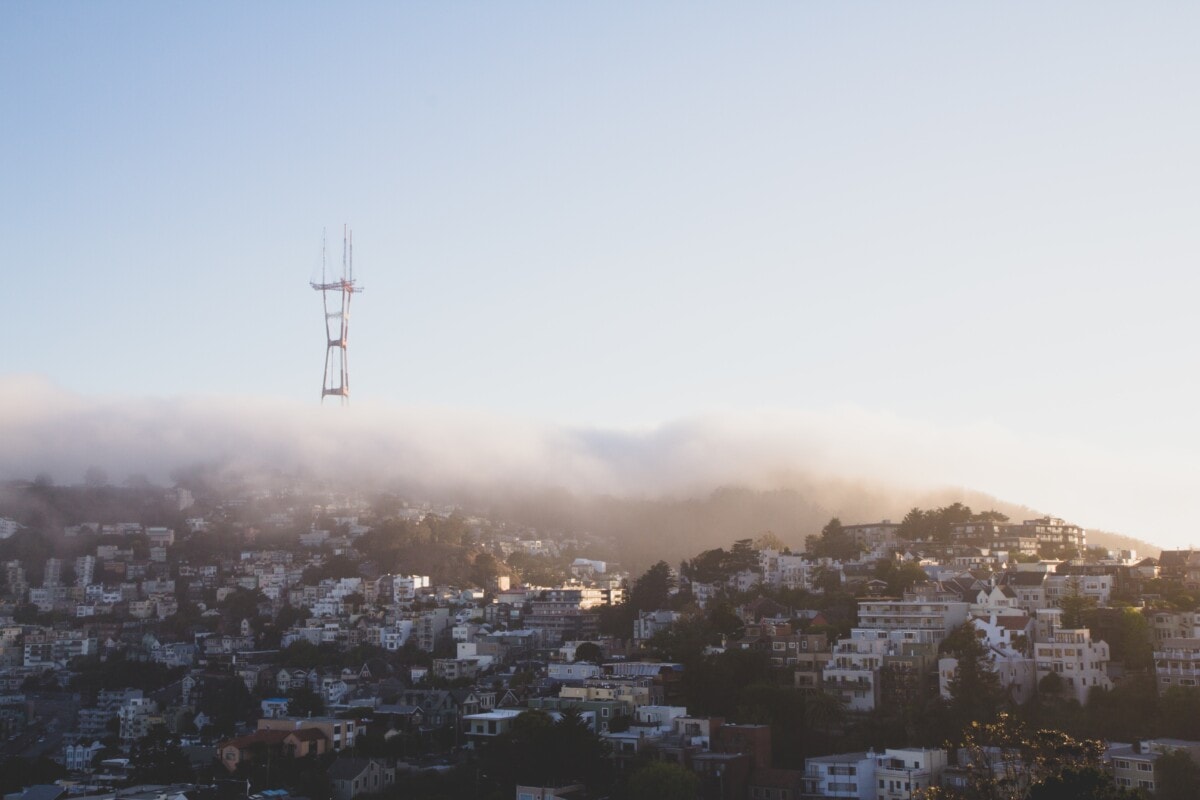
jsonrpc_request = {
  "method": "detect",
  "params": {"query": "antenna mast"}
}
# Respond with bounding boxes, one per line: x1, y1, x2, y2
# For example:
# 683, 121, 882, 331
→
310, 225, 363, 404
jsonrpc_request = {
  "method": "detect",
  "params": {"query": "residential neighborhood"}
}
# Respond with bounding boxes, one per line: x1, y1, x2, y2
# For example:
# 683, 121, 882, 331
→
0, 482, 1193, 800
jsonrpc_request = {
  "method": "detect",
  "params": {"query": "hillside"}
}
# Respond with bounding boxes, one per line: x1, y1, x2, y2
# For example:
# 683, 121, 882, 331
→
485, 481, 1163, 570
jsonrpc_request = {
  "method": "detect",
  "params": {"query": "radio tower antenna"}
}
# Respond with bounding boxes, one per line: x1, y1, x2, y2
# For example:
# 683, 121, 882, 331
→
310, 225, 363, 404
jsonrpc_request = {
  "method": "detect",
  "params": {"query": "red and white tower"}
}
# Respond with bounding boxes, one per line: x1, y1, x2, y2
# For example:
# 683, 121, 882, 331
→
311, 226, 363, 404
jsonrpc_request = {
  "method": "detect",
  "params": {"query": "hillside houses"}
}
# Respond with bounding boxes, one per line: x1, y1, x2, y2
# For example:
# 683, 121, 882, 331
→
0, 483, 1187, 800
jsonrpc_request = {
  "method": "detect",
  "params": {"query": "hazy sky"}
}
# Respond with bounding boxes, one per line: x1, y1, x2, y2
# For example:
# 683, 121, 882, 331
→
4, 4, 1200, 545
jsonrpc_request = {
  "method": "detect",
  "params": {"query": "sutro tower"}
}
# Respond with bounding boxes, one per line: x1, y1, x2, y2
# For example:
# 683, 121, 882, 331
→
311, 226, 363, 404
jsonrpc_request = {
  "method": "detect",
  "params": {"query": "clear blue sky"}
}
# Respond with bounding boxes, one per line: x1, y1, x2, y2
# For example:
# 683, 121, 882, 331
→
4, 3, 1200, 543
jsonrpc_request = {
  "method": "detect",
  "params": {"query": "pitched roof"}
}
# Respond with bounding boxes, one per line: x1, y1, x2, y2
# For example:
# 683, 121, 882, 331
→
18, 786, 66, 800
327, 757, 374, 781
1001, 572, 1046, 586
220, 730, 290, 750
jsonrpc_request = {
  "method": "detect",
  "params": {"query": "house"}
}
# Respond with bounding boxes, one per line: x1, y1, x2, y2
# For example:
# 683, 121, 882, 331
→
328, 757, 395, 800
261, 697, 290, 719
258, 716, 358, 750
465, 709, 526, 740
217, 727, 329, 772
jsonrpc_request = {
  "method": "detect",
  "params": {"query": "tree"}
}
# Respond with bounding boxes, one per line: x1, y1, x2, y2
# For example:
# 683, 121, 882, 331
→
300, 554, 361, 584
1026, 766, 1134, 800
896, 503, 979, 544
1059, 580, 1097, 629
629, 561, 675, 613
276, 604, 310, 631
754, 531, 787, 552
875, 559, 928, 596
287, 686, 325, 717
686, 548, 730, 584
812, 564, 842, 595
942, 623, 1005, 731
220, 588, 268, 623
574, 642, 603, 664
627, 761, 700, 800
128, 724, 194, 785
1038, 671, 1064, 698
920, 713, 1113, 800
477, 708, 611, 796
807, 517, 859, 561
471, 552, 502, 587
803, 690, 847, 742
1155, 748, 1200, 800
1160, 687, 1200, 740
727, 539, 760, 573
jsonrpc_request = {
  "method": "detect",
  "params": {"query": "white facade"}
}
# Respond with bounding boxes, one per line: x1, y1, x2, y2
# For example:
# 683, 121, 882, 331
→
874, 748, 947, 800
824, 633, 889, 712
1045, 574, 1113, 608
804, 751, 876, 800
938, 651, 1037, 706
1033, 628, 1112, 705
1153, 638, 1200, 693
856, 600, 969, 644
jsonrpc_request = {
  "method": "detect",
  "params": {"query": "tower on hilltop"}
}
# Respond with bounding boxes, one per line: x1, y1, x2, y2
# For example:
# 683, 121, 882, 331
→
311, 226, 363, 404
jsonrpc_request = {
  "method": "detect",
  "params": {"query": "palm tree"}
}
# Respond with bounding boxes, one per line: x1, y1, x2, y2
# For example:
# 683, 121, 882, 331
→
805, 690, 846, 740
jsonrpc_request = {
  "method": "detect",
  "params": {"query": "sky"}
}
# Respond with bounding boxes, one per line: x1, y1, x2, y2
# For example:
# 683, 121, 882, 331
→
3, 3, 1200, 546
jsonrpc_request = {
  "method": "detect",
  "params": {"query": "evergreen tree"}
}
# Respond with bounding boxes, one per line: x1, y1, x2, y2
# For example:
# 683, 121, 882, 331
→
943, 623, 1005, 732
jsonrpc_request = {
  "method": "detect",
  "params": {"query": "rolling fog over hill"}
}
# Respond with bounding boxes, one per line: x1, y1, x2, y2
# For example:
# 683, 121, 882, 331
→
0, 376, 1162, 565
477, 484, 1161, 570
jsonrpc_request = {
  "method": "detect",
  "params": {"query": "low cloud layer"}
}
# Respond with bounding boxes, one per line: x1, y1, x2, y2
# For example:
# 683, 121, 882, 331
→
0, 374, 1188, 548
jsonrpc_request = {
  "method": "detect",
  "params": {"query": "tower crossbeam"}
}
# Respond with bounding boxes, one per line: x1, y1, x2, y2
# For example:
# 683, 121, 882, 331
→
311, 226, 363, 404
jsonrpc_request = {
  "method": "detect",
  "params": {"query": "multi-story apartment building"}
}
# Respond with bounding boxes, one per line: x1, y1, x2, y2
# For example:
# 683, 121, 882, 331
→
873, 748, 948, 800
794, 636, 834, 693
1153, 638, 1200, 693
759, 550, 815, 590
1033, 628, 1112, 705
1016, 517, 1085, 553
824, 633, 889, 713
1044, 574, 1113, 608
822, 599, 967, 713
74, 555, 96, 586
843, 523, 900, 553
803, 751, 876, 800
525, 596, 599, 645
1109, 739, 1200, 794
118, 696, 160, 745
856, 599, 969, 645
415, 608, 450, 652
1149, 609, 1200, 642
